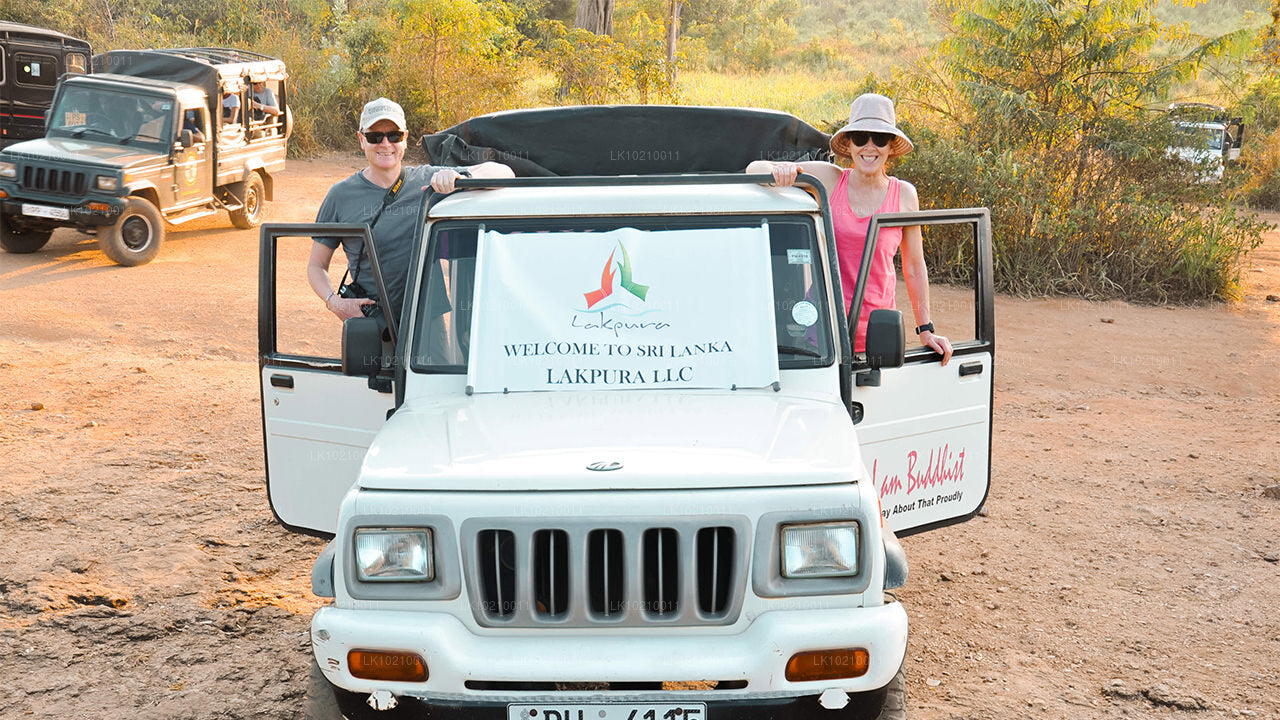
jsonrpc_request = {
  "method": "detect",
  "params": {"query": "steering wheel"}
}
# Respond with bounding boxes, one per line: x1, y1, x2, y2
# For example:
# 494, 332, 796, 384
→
82, 112, 120, 135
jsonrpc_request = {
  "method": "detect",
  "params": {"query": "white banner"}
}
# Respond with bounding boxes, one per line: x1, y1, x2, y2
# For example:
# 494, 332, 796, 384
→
467, 226, 779, 393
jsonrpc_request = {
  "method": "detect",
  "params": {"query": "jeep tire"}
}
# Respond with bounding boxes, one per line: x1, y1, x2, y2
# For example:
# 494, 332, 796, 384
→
99, 197, 164, 266
229, 172, 265, 229
839, 661, 906, 720
0, 214, 53, 254
304, 659, 412, 720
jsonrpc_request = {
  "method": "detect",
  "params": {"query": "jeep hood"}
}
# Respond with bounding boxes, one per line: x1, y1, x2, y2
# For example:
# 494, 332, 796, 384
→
359, 390, 862, 491
3, 137, 163, 169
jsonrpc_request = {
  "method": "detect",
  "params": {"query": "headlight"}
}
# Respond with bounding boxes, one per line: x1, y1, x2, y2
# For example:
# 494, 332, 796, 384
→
354, 528, 434, 582
781, 521, 859, 578
0, 162, 15, 179
95, 175, 118, 191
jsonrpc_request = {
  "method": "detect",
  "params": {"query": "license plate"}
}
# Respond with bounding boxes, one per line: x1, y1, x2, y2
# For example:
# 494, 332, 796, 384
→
507, 703, 706, 720
22, 203, 70, 221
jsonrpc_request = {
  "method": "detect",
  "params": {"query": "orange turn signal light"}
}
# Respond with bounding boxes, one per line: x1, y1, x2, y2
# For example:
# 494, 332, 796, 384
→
348, 649, 428, 682
0, 189, 7, 198
88, 202, 111, 213
785, 648, 870, 682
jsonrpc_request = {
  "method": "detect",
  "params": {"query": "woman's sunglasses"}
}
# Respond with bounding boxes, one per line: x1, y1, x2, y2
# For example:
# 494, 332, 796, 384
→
847, 131, 894, 148
362, 130, 406, 144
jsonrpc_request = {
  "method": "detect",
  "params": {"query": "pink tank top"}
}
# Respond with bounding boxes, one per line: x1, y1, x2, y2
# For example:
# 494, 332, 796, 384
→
832, 171, 903, 351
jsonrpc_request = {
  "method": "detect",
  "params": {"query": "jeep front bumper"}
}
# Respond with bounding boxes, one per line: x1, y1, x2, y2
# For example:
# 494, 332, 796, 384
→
311, 602, 907, 711
1, 195, 123, 229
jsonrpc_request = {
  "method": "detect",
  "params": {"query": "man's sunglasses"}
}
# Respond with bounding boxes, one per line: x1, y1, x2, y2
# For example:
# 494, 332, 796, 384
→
362, 130, 406, 144
848, 131, 894, 148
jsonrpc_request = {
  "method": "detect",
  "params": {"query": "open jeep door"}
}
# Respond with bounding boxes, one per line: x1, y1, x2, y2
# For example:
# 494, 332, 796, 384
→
257, 223, 396, 536
849, 209, 995, 535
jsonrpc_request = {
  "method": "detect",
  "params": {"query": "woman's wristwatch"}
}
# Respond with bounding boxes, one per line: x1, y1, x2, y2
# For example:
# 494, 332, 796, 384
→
915, 322, 934, 335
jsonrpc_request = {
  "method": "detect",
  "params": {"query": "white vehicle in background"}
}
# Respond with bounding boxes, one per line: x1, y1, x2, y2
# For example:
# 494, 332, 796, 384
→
1168, 102, 1244, 182
257, 107, 997, 720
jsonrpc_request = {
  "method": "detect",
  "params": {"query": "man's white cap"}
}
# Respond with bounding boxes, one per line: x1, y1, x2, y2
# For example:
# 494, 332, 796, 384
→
359, 97, 407, 132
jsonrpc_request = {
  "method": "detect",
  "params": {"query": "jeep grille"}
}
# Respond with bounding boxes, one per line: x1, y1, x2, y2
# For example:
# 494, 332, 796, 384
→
22, 166, 88, 196
470, 523, 744, 627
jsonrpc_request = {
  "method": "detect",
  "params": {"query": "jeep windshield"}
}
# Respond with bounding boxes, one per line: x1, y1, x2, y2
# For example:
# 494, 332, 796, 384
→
1173, 122, 1225, 153
47, 86, 174, 150
410, 216, 835, 384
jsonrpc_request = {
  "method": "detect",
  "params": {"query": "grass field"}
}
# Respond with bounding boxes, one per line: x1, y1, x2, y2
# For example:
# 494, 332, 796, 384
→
674, 69, 879, 132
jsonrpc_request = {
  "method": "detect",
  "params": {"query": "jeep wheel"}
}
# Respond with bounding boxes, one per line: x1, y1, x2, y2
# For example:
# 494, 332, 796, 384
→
303, 660, 348, 720
229, 172, 265, 229
304, 659, 412, 720
841, 662, 906, 720
99, 197, 164, 266
0, 215, 53, 254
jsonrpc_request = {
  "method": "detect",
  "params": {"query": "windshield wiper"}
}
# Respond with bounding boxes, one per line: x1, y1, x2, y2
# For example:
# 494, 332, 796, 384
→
68, 127, 118, 140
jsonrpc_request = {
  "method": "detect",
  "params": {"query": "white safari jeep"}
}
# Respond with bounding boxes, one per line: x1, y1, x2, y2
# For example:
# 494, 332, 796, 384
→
258, 111, 993, 720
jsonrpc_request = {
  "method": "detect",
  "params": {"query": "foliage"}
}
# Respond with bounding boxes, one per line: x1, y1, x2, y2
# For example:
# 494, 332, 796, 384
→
679, 0, 801, 71
895, 0, 1270, 301
932, 0, 1254, 151
534, 16, 673, 104
2, 0, 1273, 301
677, 69, 865, 130
382, 0, 528, 130
901, 126, 1266, 301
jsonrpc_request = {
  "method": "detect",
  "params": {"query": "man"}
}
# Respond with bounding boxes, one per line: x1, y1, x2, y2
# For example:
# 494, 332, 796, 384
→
221, 89, 240, 124
249, 81, 281, 125
181, 109, 206, 144
307, 97, 514, 323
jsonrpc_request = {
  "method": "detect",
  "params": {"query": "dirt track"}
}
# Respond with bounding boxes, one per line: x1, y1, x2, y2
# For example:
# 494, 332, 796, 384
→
1, 155, 1278, 719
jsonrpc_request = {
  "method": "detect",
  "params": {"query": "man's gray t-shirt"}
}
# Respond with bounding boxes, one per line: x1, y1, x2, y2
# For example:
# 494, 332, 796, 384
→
314, 164, 446, 320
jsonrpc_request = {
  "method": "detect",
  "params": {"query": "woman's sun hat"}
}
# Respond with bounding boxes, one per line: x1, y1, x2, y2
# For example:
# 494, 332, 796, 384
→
830, 93, 914, 159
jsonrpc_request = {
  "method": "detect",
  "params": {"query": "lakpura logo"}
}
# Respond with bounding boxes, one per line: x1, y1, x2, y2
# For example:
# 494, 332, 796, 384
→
584, 242, 649, 309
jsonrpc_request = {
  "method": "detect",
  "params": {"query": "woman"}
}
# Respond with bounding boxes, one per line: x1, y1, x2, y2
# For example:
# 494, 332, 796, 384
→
747, 93, 952, 365
308, 97, 514, 321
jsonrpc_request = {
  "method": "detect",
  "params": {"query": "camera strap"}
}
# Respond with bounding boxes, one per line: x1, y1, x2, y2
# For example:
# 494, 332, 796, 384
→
346, 168, 406, 291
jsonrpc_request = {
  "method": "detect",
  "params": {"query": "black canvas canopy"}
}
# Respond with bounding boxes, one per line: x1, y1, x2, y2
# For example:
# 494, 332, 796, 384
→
92, 49, 285, 130
421, 105, 832, 176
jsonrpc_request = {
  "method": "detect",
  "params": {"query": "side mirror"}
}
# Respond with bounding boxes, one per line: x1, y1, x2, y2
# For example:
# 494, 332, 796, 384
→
342, 317, 384, 377
178, 129, 193, 148
865, 309, 905, 369
856, 309, 904, 387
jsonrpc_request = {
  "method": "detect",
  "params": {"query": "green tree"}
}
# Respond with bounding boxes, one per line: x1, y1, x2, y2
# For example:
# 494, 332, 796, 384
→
679, 0, 801, 70
934, 0, 1254, 152
898, 0, 1268, 301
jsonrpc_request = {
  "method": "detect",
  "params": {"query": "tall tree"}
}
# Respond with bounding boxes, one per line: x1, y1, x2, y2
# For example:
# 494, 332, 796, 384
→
575, 0, 614, 34
665, 0, 683, 86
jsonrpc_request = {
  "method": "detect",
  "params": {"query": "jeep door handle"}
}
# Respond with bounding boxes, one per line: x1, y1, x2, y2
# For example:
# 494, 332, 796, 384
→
958, 361, 984, 377
269, 373, 294, 389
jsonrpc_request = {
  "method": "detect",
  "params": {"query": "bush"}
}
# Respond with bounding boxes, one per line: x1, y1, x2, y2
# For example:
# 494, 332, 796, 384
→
1240, 127, 1280, 210
900, 128, 1269, 302
534, 18, 674, 105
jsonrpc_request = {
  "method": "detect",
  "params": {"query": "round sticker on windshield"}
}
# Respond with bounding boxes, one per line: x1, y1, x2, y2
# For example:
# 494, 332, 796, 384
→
791, 301, 818, 327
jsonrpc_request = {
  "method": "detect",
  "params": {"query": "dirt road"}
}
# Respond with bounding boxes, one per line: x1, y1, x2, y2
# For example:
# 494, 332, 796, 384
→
1, 156, 1277, 719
